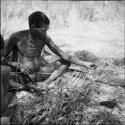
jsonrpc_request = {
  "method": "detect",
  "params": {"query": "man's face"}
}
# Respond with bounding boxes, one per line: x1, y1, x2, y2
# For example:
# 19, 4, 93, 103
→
37, 24, 49, 34
30, 24, 49, 38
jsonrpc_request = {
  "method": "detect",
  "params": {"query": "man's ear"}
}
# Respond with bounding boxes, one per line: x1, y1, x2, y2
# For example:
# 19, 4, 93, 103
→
31, 24, 36, 30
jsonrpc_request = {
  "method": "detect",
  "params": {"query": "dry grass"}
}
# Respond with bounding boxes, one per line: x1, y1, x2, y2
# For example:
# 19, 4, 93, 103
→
90, 111, 124, 125
9, 65, 125, 124
10, 71, 94, 124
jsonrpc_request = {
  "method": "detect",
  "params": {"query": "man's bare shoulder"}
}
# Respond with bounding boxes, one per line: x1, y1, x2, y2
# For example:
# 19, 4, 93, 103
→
5, 30, 30, 46
11, 29, 29, 39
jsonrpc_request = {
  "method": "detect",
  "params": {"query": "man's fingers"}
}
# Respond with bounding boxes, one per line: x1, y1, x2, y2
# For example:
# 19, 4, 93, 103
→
25, 66, 32, 74
23, 70, 29, 75
21, 65, 32, 75
89, 63, 97, 69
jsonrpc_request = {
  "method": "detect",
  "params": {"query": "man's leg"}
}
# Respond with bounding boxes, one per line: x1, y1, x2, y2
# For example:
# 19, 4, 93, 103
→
31, 59, 71, 83
44, 64, 68, 84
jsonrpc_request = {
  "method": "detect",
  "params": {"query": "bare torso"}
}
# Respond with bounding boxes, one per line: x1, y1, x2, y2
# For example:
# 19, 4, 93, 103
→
15, 30, 46, 72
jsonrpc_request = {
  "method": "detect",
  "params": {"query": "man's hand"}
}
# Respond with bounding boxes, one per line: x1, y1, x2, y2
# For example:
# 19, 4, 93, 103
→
69, 57, 97, 69
1, 60, 33, 76
19, 64, 32, 75
89, 63, 97, 69
82, 61, 97, 69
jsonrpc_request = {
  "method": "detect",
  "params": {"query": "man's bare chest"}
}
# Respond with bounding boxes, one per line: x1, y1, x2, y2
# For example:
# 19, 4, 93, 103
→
17, 37, 45, 56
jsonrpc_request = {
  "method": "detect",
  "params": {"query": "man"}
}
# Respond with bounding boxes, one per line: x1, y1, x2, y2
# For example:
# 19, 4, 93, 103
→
2, 11, 96, 85
1, 34, 11, 125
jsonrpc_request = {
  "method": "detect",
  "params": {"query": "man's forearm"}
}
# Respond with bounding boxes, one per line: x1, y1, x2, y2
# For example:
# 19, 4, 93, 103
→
69, 56, 91, 69
1, 60, 21, 70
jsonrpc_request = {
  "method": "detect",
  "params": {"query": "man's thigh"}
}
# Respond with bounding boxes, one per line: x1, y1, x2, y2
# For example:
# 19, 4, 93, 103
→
40, 59, 62, 73
30, 59, 62, 82
31, 59, 71, 82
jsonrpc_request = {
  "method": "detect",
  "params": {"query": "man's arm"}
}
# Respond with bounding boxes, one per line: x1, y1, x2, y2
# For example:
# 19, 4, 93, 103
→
1, 34, 18, 57
46, 36, 96, 69
68, 57, 95, 69
46, 36, 70, 61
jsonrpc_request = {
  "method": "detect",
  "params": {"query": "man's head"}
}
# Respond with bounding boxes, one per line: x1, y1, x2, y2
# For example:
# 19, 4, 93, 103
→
28, 11, 50, 33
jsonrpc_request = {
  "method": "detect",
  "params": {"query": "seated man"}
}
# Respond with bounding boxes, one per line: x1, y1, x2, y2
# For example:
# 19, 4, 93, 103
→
2, 11, 96, 85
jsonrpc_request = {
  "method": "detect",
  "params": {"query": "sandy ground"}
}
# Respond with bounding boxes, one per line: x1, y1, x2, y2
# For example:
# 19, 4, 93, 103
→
48, 21, 124, 58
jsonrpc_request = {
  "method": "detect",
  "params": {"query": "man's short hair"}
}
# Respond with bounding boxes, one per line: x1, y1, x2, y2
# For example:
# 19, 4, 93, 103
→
28, 11, 50, 28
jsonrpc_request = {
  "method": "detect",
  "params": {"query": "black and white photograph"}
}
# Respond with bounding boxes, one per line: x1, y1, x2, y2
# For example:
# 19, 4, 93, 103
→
1, 0, 125, 124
